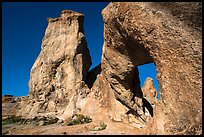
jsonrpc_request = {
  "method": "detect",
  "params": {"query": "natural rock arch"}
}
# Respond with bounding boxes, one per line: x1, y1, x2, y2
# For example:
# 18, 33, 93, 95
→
95, 2, 202, 134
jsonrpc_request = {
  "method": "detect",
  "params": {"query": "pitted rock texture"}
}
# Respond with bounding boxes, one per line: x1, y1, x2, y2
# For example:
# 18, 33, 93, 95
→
98, 2, 202, 134
17, 10, 92, 120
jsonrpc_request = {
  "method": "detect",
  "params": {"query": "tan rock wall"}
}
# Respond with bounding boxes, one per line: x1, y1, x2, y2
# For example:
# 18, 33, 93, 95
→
100, 2, 202, 134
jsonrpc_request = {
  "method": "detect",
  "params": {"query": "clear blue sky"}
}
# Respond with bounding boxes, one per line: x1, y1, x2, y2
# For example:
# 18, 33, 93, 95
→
2, 2, 160, 99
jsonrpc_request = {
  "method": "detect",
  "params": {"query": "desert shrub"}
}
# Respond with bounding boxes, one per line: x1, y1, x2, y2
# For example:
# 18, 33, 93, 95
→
2, 115, 25, 125
44, 117, 59, 125
2, 115, 59, 126
29, 116, 59, 126
92, 123, 107, 131
67, 114, 92, 126
99, 123, 107, 130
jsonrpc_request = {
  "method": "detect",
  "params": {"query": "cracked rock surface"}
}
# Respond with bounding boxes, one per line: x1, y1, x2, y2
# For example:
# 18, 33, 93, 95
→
17, 10, 92, 120
98, 2, 202, 134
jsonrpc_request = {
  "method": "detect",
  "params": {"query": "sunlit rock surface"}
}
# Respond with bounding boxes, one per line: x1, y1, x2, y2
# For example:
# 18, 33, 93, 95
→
3, 2, 202, 135
97, 2, 201, 134
17, 10, 92, 120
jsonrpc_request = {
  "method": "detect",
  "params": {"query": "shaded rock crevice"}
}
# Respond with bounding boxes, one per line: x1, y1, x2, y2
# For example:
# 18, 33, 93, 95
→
85, 64, 102, 89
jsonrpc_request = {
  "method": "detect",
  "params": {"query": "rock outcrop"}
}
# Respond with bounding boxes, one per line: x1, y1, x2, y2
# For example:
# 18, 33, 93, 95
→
97, 2, 202, 134
142, 77, 158, 106
8, 2, 202, 135
17, 10, 92, 120
2, 96, 17, 118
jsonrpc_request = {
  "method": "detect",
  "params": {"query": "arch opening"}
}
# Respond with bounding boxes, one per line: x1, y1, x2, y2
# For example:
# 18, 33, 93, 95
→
138, 62, 160, 101
120, 37, 161, 121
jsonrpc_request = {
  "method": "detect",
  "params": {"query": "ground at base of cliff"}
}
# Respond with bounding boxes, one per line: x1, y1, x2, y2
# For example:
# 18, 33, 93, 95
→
2, 120, 143, 135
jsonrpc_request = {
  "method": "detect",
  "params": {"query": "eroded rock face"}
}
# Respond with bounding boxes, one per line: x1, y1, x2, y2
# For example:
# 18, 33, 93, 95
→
99, 2, 202, 134
12, 2, 202, 135
142, 77, 158, 106
17, 10, 92, 120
